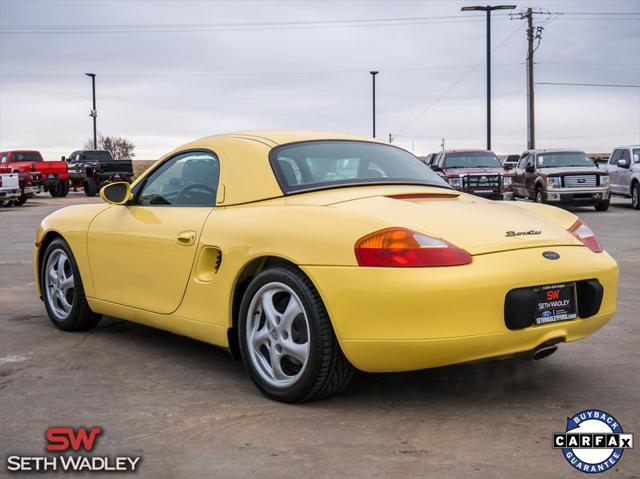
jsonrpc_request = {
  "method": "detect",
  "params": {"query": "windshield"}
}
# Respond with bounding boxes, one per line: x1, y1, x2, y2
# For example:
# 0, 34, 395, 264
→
12, 151, 42, 162
537, 152, 594, 168
444, 152, 501, 169
271, 140, 449, 193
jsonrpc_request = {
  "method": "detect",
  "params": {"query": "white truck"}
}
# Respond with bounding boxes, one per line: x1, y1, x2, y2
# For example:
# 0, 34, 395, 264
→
602, 146, 640, 210
0, 173, 21, 207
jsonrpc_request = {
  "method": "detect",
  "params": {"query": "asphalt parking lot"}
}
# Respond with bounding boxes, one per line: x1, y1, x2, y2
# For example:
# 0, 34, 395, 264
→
1, 193, 638, 478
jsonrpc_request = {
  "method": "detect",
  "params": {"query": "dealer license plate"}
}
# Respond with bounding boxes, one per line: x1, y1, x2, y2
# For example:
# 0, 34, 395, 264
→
533, 283, 577, 325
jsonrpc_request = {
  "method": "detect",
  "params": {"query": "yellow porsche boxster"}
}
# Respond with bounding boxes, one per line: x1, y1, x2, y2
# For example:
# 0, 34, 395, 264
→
34, 131, 618, 402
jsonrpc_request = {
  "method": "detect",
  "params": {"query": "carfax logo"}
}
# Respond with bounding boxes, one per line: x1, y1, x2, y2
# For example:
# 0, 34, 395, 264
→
553, 409, 634, 473
6, 426, 142, 473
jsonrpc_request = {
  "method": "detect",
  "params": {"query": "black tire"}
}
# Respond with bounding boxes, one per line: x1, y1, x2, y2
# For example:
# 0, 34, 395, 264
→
632, 182, 640, 210
48, 183, 58, 197
238, 265, 354, 402
535, 186, 544, 204
84, 177, 98, 197
15, 195, 27, 206
40, 238, 102, 331
594, 200, 610, 212
56, 180, 70, 197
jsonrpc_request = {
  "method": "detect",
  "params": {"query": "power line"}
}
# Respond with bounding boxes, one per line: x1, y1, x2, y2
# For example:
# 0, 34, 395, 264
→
0, 14, 516, 34
0, 62, 524, 79
393, 21, 526, 137
537, 82, 640, 88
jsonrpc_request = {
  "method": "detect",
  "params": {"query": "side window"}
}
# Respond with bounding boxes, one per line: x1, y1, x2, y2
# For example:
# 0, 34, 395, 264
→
1, 154, 7, 165
609, 149, 622, 165
620, 150, 631, 166
135, 151, 219, 207
517, 154, 530, 169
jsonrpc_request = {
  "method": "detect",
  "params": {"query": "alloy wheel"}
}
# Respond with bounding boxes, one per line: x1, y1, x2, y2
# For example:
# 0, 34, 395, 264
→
245, 282, 310, 388
44, 249, 75, 321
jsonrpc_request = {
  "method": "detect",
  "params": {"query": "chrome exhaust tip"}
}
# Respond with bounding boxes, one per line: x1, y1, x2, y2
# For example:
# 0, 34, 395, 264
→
531, 345, 558, 361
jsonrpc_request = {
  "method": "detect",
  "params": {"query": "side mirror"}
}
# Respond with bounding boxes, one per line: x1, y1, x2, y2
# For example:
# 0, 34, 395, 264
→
430, 164, 442, 172
525, 165, 535, 173
61, 156, 67, 162
100, 182, 132, 205
503, 163, 513, 171
617, 159, 630, 168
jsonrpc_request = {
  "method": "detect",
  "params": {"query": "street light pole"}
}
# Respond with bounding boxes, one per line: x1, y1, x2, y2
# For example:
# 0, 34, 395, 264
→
370, 71, 379, 138
461, 5, 516, 151
85, 73, 97, 149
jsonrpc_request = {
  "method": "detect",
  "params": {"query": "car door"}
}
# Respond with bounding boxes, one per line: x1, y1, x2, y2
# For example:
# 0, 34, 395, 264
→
607, 149, 623, 193
87, 150, 220, 314
524, 154, 537, 198
617, 150, 633, 194
512, 154, 528, 197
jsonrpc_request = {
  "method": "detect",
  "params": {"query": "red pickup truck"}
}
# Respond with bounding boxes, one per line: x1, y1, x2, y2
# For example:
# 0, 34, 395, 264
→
0, 150, 69, 197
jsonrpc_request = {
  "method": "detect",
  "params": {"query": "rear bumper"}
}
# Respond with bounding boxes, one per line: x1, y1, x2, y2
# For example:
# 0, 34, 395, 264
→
302, 245, 618, 372
0, 188, 20, 199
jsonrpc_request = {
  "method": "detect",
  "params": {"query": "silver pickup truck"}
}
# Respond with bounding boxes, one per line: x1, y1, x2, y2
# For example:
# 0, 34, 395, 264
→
602, 146, 640, 210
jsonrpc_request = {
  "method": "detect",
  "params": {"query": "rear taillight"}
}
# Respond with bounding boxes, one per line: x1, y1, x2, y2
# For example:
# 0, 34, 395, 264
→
355, 228, 472, 267
569, 219, 602, 253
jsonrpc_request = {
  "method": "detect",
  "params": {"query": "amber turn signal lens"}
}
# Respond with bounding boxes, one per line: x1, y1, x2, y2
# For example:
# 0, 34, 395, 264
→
355, 228, 472, 267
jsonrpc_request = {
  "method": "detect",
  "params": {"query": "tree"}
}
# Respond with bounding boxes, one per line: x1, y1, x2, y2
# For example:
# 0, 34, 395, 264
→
84, 135, 135, 160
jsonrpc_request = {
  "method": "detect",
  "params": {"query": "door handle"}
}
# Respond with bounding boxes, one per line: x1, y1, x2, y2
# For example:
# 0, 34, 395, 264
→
176, 230, 197, 246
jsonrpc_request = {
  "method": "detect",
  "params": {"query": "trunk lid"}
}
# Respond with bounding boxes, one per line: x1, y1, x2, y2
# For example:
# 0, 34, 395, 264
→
331, 191, 581, 255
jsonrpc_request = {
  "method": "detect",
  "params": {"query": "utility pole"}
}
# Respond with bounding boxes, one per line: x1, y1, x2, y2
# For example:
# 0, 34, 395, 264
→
526, 8, 535, 149
461, 5, 516, 151
512, 8, 555, 150
370, 71, 379, 138
85, 73, 97, 149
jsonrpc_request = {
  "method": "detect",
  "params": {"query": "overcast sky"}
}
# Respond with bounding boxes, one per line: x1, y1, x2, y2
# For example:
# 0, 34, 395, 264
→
0, 0, 638, 159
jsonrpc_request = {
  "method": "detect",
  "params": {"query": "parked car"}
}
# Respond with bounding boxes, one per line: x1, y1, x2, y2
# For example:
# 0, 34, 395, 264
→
501, 154, 520, 171
0, 172, 21, 206
0, 150, 69, 197
602, 146, 640, 209
66, 150, 134, 197
0, 167, 40, 206
34, 131, 618, 402
430, 149, 512, 199
512, 149, 610, 211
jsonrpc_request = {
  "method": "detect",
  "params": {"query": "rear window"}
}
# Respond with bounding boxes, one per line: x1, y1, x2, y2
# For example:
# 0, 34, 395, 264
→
12, 151, 42, 162
444, 152, 501, 169
536, 152, 594, 168
80, 151, 114, 162
270, 140, 449, 194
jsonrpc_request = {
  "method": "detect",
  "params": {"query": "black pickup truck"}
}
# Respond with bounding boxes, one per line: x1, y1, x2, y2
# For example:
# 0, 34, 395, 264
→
66, 150, 134, 196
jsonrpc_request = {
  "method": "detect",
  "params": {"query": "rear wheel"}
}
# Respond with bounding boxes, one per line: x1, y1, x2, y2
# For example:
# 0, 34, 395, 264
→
84, 177, 98, 197
56, 180, 70, 197
41, 238, 101, 331
594, 200, 610, 212
632, 182, 640, 210
238, 265, 354, 402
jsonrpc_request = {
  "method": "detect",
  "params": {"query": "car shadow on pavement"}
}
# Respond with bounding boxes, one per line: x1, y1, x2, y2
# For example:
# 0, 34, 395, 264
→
85, 316, 569, 406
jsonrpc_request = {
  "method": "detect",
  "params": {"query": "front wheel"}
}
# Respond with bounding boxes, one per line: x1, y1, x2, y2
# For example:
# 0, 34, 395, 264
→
238, 265, 354, 402
15, 195, 27, 206
632, 183, 640, 210
535, 187, 544, 204
594, 200, 610, 212
41, 238, 102, 331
